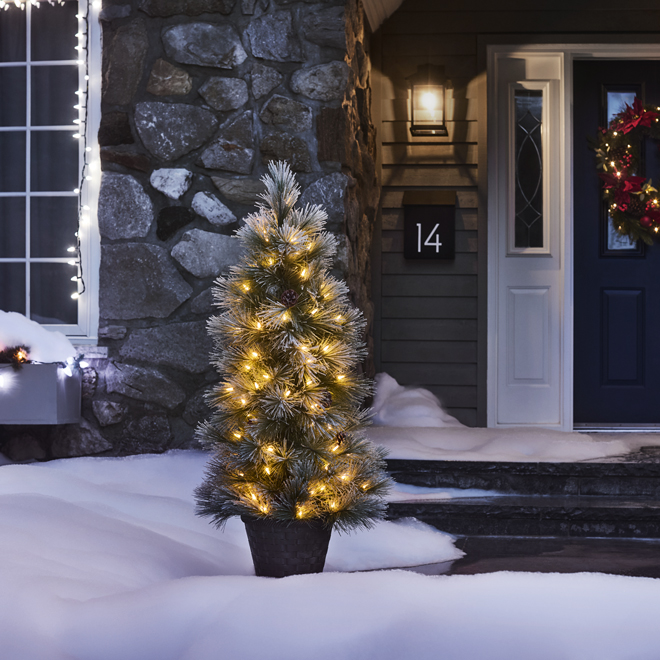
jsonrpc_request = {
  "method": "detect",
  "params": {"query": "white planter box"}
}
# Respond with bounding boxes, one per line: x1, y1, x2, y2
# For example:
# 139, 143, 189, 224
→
0, 363, 81, 425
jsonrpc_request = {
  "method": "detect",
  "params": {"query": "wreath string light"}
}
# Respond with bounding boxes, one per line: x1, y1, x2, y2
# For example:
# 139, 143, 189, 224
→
591, 97, 660, 245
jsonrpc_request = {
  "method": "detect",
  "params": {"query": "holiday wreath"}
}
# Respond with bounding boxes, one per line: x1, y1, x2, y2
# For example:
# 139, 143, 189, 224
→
591, 97, 660, 245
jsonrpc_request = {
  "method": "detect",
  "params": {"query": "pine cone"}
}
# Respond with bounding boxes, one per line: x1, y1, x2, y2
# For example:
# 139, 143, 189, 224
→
628, 195, 647, 217
609, 146, 629, 163
280, 289, 298, 307
320, 390, 332, 409
335, 431, 347, 446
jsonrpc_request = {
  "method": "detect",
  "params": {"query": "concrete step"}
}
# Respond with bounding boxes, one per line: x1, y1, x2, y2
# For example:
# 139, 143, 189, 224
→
399, 536, 660, 578
387, 495, 660, 538
386, 458, 660, 497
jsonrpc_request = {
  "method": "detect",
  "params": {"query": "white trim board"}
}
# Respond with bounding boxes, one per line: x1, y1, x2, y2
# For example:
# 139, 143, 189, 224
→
487, 44, 660, 431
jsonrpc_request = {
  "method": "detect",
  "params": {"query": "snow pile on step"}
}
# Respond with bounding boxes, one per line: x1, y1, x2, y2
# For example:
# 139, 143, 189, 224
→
0, 310, 76, 363
0, 451, 659, 659
367, 425, 631, 462
372, 372, 464, 428
369, 374, 631, 462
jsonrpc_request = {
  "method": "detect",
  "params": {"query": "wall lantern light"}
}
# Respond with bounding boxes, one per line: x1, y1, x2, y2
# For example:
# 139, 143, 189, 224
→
407, 64, 448, 137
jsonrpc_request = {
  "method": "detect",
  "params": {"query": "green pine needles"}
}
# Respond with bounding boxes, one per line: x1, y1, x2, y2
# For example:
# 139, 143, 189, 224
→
195, 162, 391, 533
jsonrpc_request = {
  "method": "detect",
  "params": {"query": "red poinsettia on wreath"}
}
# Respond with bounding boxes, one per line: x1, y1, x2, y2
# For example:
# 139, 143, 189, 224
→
591, 97, 660, 244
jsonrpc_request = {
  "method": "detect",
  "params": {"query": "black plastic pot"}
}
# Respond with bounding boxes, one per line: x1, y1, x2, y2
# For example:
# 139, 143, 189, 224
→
241, 515, 333, 578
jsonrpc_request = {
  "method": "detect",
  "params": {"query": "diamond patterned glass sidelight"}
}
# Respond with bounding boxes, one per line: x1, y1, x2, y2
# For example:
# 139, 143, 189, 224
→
514, 89, 544, 248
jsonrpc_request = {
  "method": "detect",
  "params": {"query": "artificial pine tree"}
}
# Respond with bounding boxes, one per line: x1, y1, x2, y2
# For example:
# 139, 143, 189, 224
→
195, 162, 390, 541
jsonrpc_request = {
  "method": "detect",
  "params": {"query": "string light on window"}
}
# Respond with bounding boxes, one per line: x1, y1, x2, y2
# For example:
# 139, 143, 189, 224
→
70, 0, 94, 302
0, 0, 65, 10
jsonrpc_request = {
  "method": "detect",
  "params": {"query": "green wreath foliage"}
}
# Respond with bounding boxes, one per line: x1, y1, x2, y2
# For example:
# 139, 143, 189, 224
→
590, 97, 660, 245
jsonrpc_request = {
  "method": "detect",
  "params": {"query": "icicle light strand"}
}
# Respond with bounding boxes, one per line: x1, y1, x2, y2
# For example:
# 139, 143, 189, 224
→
72, 0, 91, 300
1, 0, 90, 302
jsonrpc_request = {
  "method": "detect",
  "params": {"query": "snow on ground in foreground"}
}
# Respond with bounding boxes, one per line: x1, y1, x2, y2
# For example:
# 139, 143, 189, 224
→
0, 310, 76, 363
370, 373, 641, 462
1, 451, 660, 659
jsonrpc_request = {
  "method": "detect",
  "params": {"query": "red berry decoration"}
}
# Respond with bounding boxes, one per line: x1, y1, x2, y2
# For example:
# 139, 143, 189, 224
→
640, 216, 653, 228
280, 289, 298, 308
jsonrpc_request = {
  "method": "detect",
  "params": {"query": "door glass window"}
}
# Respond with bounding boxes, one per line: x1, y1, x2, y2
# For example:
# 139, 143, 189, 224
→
605, 89, 639, 252
514, 89, 544, 248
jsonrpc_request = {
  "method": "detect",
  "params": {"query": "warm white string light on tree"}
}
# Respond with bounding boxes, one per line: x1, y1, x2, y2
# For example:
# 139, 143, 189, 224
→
195, 161, 391, 535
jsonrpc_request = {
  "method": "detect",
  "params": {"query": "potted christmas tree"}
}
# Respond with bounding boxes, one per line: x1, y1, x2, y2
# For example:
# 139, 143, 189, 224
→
195, 162, 391, 577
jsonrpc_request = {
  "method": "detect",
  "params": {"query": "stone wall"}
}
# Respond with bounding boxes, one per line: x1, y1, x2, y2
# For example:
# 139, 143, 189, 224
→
0, 0, 379, 461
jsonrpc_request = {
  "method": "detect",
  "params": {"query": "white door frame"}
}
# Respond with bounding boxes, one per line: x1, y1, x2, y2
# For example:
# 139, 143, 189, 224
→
487, 44, 660, 431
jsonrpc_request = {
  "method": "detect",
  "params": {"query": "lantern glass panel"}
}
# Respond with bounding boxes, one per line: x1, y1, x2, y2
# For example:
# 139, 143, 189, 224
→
412, 84, 445, 129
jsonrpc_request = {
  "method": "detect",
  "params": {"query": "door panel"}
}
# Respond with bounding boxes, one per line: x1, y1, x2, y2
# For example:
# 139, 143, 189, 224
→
601, 289, 644, 385
491, 53, 564, 426
573, 60, 660, 424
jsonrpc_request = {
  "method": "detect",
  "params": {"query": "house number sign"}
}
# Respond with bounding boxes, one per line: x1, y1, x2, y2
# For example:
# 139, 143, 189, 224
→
402, 190, 456, 260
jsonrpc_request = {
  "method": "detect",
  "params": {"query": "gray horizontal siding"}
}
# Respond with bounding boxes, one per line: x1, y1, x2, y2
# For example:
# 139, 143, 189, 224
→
374, 5, 481, 426
382, 297, 477, 319
382, 319, 477, 342
382, 11, 660, 34
381, 275, 477, 297
381, 340, 477, 363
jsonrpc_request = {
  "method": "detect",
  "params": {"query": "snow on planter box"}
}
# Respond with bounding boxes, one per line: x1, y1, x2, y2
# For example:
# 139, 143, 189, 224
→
0, 363, 81, 424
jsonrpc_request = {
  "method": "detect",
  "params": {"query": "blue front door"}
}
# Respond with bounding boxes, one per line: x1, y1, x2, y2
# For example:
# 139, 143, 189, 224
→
574, 60, 660, 425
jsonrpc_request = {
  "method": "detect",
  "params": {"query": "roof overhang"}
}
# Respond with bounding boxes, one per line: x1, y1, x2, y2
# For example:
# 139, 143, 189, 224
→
362, 0, 404, 32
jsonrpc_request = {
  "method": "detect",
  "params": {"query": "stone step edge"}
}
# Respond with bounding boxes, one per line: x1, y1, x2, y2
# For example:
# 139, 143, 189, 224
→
387, 500, 660, 520
386, 459, 660, 477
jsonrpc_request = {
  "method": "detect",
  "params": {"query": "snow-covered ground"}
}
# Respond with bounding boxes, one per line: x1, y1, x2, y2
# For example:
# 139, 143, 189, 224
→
1, 450, 660, 660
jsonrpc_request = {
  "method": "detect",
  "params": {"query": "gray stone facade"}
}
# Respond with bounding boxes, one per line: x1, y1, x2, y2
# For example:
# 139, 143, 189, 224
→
0, 0, 379, 461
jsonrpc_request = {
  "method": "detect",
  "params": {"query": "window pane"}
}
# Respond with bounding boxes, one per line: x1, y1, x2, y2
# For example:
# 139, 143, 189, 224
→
31, 2, 77, 62
0, 131, 26, 192
605, 88, 639, 252
607, 91, 637, 124
0, 263, 26, 314
30, 262, 77, 324
31, 65, 78, 126
0, 197, 25, 257
0, 67, 26, 126
31, 196, 78, 257
0, 9, 26, 63
514, 89, 544, 249
31, 130, 78, 192
607, 216, 637, 251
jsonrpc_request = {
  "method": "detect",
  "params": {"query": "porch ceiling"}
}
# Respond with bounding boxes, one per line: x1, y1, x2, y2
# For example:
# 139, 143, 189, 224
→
363, 0, 404, 32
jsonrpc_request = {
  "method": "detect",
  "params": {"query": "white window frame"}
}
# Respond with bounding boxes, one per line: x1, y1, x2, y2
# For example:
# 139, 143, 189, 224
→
0, 0, 101, 344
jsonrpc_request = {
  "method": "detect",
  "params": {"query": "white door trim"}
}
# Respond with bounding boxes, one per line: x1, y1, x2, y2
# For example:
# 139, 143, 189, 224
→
487, 44, 660, 431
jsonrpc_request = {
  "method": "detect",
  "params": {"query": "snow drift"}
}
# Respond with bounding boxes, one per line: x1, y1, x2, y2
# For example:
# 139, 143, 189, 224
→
369, 374, 633, 462
0, 310, 76, 363
372, 372, 464, 428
